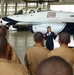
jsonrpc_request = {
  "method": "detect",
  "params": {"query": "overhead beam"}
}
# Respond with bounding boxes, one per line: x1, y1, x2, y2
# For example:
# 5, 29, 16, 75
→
49, 2, 74, 5
24, 0, 59, 3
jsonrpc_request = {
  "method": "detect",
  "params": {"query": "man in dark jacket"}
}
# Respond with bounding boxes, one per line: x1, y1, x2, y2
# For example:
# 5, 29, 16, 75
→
45, 26, 57, 50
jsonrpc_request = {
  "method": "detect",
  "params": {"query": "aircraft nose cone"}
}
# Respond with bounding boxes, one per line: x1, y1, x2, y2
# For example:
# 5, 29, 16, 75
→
2, 17, 18, 25
2, 17, 9, 21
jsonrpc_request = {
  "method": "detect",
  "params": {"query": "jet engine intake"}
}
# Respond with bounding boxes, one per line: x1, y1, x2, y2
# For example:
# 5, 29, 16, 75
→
29, 23, 66, 34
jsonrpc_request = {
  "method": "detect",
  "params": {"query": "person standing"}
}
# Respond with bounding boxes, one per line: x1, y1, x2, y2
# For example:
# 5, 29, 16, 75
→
45, 26, 57, 50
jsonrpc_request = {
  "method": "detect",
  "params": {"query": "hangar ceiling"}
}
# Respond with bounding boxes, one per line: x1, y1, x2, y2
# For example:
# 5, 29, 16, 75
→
2, 0, 74, 3
3, 0, 59, 3
62, 0, 74, 1
23, 0, 74, 2
24, 0, 59, 3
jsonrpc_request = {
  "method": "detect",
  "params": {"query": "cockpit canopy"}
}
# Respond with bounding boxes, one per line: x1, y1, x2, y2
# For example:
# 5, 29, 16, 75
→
29, 8, 42, 13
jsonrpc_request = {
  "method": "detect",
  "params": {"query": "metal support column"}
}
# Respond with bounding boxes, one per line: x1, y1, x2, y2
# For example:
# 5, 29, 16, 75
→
36, 3, 38, 8
47, 2, 50, 10
5, 2, 7, 16
25, 2, 28, 13
15, 2, 17, 14
1, 0, 5, 18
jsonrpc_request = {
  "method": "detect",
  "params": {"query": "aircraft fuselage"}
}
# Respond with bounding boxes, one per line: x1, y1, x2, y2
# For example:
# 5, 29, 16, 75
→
1, 10, 74, 34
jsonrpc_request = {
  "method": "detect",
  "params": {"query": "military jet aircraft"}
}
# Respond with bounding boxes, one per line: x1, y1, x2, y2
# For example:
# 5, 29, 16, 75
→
1, 8, 74, 34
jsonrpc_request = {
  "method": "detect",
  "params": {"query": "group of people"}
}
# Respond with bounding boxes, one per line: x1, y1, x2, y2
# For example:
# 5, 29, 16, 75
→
0, 26, 29, 75
24, 26, 74, 75
0, 26, 74, 75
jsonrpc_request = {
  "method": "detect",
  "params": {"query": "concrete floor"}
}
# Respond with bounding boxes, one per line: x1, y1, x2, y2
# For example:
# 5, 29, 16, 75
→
7, 30, 74, 64
7, 30, 34, 64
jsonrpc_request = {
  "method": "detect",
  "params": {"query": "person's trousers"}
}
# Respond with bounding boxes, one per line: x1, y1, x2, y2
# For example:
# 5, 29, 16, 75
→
46, 43, 54, 50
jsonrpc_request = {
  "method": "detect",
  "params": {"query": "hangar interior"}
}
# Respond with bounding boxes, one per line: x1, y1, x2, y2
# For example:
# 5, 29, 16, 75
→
0, 0, 74, 64
0, 0, 74, 18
